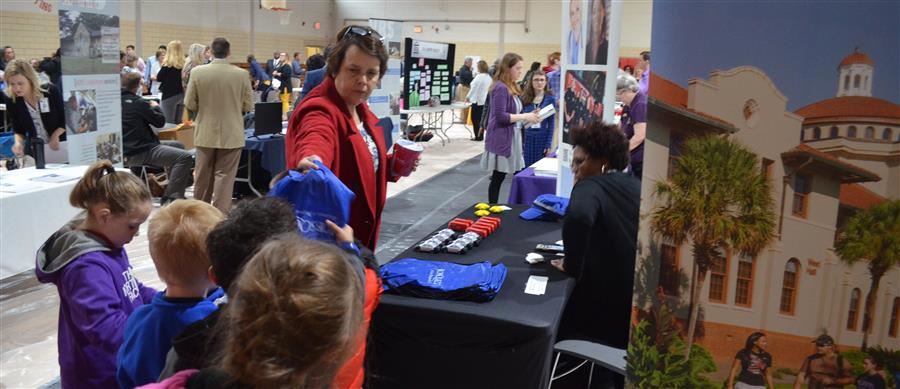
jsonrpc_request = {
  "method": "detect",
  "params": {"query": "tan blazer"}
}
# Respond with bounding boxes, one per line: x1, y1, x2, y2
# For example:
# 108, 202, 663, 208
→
184, 58, 253, 149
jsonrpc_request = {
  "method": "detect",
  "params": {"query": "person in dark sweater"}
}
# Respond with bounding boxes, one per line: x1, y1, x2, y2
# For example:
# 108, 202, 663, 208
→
4, 59, 65, 158
120, 72, 193, 203
856, 355, 886, 389
551, 121, 639, 387
156, 40, 186, 123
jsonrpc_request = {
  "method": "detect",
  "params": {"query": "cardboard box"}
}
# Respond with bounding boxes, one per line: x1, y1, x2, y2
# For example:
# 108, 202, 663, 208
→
158, 123, 194, 150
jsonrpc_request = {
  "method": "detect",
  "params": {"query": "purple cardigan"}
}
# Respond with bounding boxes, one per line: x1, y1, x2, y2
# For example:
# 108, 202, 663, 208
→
485, 83, 518, 157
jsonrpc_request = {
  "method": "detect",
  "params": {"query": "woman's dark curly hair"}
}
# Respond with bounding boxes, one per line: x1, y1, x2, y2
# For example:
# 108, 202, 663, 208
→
570, 121, 630, 170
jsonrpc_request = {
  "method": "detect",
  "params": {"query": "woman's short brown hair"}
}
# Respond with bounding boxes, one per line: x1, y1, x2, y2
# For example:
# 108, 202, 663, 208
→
476, 60, 489, 74
327, 25, 388, 80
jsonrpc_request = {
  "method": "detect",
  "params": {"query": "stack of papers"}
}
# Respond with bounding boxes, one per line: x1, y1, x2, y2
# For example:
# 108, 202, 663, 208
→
530, 157, 559, 177
538, 104, 556, 121
30, 173, 79, 183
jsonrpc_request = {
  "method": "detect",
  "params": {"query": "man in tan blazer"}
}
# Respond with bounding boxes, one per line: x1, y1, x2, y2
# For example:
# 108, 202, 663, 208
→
184, 37, 253, 212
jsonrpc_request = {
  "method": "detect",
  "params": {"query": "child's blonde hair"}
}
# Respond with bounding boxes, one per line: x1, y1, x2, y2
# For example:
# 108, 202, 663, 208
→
70, 160, 151, 216
222, 234, 364, 387
148, 200, 223, 287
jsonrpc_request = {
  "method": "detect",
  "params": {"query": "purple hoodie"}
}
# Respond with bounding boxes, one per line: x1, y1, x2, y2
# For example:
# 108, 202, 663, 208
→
485, 82, 518, 158
35, 215, 156, 389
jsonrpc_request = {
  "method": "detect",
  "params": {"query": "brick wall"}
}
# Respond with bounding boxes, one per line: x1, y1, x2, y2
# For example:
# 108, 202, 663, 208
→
0, 11, 61, 61
697, 320, 859, 370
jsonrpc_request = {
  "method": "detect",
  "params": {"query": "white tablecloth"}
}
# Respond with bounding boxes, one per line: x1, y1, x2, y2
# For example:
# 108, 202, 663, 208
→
0, 165, 89, 279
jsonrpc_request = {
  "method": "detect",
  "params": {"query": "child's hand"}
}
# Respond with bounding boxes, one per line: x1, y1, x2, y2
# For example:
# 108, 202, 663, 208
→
325, 220, 354, 244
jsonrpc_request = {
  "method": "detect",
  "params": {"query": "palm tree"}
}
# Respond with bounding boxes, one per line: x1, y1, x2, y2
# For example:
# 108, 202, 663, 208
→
835, 200, 900, 351
651, 135, 777, 356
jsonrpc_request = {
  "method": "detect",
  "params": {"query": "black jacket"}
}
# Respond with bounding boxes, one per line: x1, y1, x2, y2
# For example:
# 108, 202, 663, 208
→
156, 66, 184, 99
458, 65, 473, 87
273, 62, 292, 92
121, 89, 166, 156
9, 83, 66, 142
560, 172, 640, 348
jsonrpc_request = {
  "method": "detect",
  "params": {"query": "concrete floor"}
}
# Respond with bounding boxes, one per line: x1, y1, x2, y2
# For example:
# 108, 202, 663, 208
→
0, 122, 507, 389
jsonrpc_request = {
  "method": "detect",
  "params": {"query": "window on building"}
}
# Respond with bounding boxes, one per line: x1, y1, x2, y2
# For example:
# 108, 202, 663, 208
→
848, 126, 858, 138
882, 128, 892, 141
854, 75, 861, 88
659, 244, 680, 296
734, 255, 755, 307
844, 75, 850, 90
865, 127, 875, 139
792, 174, 811, 218
761, 158, 775, 181
813, 127, 821, 139
779, 259, 800, 314
847, 288, 862, 330
667, 134, 685, 180
865, 76, 870, 90
890, 297, 899, 337
830, 126, 839, 138
708, 251, 729, 303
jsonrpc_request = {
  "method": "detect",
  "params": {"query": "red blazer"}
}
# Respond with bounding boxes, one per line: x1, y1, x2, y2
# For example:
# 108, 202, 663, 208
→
286, 75, 394, 249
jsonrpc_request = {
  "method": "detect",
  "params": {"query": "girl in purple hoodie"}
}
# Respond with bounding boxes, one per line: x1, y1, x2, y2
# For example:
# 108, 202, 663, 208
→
35, 160, 156, 389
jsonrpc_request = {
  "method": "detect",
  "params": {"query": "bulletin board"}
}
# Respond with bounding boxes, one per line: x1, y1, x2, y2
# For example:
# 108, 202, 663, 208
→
403, 38, 456, 109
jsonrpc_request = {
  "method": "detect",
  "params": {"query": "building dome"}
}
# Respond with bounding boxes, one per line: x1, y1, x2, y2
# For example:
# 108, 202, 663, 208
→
839, 50, 874, 68
795, 96, 900, 122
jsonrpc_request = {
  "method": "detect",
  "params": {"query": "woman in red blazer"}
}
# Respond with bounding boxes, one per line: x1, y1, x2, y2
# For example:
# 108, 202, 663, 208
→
286, 25, 402, 250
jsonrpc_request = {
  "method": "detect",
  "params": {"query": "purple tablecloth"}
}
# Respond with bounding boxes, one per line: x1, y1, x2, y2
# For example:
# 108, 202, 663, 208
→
508, 168, 557, 205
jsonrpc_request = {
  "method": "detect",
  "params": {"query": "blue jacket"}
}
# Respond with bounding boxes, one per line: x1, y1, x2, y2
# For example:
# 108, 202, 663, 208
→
300, 67, 326, 101
521, 94, 557, 150
248, 59, 270, 82
116, 288, 225, 388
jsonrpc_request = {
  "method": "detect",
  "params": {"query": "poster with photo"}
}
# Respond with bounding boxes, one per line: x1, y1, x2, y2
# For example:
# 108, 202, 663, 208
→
557, 0, 621, 197
369, 18, 403, 137
59, 0, 122, 166
627, 2, 899, 388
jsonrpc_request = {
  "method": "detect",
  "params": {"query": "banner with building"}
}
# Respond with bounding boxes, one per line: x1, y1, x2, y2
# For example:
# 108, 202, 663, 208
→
628, 2, 899, 388
58, 0, 122, 166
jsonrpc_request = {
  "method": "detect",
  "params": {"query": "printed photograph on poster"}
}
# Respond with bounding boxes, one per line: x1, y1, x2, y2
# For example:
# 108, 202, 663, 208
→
562, 70, 605, 143
58, 10, 120, 74
389, 42, 401, 59
95, 132, 121, 164
565, 0, 585, 65
390, 94, 400, 115
585, 0, 610, 65
64, 89, 98, 134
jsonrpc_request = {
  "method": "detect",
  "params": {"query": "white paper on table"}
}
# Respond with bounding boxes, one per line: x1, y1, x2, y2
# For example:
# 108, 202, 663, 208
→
0, 181, 45, 193
524, 275, 549, 295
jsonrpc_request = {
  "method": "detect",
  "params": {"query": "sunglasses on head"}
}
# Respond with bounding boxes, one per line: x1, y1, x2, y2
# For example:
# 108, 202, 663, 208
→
816, 342, 833, 347
342, 26, 383, 42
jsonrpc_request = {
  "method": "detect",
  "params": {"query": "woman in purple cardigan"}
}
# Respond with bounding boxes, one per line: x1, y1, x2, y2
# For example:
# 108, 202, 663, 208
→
480, 53, 541, 204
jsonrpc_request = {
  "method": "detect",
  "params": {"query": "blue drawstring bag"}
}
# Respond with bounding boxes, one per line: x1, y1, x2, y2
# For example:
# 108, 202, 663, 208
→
269, 161, 355, 242
380, 258, 508, 302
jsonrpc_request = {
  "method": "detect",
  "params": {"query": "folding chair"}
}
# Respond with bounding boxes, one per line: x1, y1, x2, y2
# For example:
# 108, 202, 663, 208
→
548, 340, 627, 389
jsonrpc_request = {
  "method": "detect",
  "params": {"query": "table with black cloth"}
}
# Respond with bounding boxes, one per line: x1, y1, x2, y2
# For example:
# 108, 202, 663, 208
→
508, 167, 558, 205
237, 130, 286, 196
370, 205, 575, 389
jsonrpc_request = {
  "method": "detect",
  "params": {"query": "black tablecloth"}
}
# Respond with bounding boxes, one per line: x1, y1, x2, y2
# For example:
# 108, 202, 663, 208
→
370, 205, 575, 389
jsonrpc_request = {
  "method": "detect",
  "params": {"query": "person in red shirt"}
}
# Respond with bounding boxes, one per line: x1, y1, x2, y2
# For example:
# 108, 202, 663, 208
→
287, 25, 418, 250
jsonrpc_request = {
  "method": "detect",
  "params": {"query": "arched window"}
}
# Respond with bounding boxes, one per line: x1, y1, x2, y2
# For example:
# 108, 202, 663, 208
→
848, 126, 858, 138
854, 75, 861, 88
830, 126, 839, 138
813, 127, 821, 139
883, 128, 893, 141
865, 76, 870, 90
890, 297, 899, 337
865, 127, 875, 139
847, 288, 861, 330
780, 259, 800, 315
844, 75, 850, 90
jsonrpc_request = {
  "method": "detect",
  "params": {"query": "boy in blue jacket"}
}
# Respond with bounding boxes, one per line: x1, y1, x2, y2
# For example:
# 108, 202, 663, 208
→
116, 200, 225, 388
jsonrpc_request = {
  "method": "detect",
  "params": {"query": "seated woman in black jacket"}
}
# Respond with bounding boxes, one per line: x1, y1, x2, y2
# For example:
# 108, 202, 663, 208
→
4, 59, 65, 157
551, 121, 640, 351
